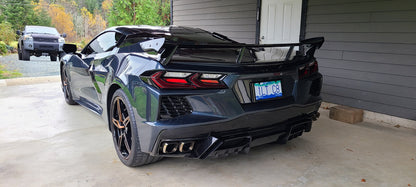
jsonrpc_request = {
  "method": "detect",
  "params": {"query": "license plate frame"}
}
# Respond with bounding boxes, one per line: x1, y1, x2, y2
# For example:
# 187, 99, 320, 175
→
253, 80, 283, 101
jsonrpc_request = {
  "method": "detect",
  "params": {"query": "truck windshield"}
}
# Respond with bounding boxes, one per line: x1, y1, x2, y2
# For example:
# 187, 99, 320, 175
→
25, 26, 60, 35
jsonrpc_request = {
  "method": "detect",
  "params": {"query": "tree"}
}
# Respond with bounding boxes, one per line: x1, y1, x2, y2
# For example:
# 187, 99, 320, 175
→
0, 0, 51, 31
101, 0, 112, 18
80, 7, 106, 40
0, 22, 15, 45
107, 0, 170, 27
48, 4, 76, 41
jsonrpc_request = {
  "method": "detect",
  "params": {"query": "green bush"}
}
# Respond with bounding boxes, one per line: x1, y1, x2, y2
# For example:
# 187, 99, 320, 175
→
9, 41, 18, 49
0, 41, 7, 55
0, 22, 15, 44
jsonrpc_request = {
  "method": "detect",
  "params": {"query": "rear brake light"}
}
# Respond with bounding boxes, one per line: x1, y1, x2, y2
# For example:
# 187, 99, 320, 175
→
200, 79, 219, 84
298, 61, 318, 79
150, 71, 196, 89
149, 71, 227, 89
164, 78, 188, 84
190, 73, 227, 89
310, 61, 318, 73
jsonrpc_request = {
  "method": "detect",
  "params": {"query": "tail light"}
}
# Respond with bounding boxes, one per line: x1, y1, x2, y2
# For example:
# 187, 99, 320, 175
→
298, 61, 318, 79
147, 71, 227, 89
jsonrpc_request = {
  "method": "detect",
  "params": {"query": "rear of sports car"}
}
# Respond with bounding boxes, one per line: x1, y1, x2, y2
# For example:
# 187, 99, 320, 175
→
137, 40, 323, 159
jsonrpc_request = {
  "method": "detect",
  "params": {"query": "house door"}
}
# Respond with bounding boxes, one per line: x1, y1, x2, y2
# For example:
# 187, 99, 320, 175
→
260, 0, 302, 44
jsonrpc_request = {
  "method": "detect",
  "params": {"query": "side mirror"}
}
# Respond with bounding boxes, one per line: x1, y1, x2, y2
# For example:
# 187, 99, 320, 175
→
16, 30, 21, 35
62, 33, 67, 38
63, 44, 77, 54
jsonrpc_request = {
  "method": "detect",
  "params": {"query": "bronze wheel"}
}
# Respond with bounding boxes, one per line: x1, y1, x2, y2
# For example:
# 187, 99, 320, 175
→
111, 96, 132, 159
109, 89, 162, 166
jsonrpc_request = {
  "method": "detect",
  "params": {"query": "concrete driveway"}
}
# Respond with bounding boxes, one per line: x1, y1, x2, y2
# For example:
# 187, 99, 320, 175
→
0, 54, 60, 77
0, 81, 415, 186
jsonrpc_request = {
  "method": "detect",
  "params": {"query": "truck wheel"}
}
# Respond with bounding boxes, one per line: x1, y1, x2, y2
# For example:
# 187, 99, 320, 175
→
18, 45, 22, 60
22, 49, 30, 61
58, 52, 65, 61
50, 54, 57, 61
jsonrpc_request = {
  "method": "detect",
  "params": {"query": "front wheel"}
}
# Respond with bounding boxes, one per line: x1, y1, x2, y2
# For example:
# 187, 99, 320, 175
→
18, 45, 22, 60
110, 89, 161, 167
58, 52, 65, 61
61, 67, 77, 105
50, 54, 57, 61
22, 49, 30, 61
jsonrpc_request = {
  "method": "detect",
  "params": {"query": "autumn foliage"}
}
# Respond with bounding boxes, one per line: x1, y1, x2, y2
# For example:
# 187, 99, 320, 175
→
32, 0, 107, 43
1, 0, 171, 44
80, 7, 106, 41
48, 4, 76, 41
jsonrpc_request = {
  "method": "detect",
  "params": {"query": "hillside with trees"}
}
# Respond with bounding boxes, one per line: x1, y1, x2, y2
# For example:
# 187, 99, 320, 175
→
0, 0, 171, 44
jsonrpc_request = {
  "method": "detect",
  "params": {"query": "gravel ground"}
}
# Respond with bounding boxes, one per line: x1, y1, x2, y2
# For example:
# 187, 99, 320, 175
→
0, 54, 60, 77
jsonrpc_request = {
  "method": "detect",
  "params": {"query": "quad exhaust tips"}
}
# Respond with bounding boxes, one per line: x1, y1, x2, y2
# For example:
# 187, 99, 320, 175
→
161, 141, 195, 154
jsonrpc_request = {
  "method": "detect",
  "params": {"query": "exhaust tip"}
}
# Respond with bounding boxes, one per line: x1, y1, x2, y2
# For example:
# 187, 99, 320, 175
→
162, 142, 179, 154
179, 141, 195, 153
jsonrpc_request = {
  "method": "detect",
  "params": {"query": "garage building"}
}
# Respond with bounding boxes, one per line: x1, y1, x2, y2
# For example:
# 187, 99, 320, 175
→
171, 0, 416, 121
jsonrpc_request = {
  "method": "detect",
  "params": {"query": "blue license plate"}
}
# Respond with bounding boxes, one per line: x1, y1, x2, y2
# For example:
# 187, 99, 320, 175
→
254, 80, 283, 101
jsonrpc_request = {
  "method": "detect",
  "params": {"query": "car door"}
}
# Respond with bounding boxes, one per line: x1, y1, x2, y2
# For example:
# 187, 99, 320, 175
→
70, 31, 123, 114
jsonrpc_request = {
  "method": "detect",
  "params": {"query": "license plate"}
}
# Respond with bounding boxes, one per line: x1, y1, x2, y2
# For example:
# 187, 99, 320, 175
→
254, 80, 283, 101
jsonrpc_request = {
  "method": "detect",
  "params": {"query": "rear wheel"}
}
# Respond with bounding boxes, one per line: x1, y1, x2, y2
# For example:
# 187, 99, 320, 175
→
110, 89, 161, 167
61, 67, 77, 105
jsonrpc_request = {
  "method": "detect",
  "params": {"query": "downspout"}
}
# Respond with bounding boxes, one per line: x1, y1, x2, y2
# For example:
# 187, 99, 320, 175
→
170, 0, 173, 25
255, 0, 261, 44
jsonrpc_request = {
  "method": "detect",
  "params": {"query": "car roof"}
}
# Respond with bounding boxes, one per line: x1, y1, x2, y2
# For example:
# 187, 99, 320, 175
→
104, 25, 209, 37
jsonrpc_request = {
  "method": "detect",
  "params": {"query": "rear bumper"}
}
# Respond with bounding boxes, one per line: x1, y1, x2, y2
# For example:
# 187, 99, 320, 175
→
130, 68, 323, 158
141, 100, 321, 158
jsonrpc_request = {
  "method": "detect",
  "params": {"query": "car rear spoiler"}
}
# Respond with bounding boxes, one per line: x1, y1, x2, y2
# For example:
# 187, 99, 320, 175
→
160, 37, 324, 65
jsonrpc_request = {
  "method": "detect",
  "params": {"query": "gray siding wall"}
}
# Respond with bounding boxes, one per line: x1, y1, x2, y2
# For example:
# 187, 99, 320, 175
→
172, 0, 257, 43
306, 0, 416, 120
172, 0, 416, 120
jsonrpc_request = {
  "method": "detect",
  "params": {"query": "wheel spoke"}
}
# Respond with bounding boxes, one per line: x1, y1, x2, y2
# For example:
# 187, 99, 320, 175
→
117, 135, 123, 150
112, 118, 124, 129
112, 95, 132, 158
63, 72, 68, 86
123, 116, 130, 127
116, 98, 123, 122
123, 135, 131, 154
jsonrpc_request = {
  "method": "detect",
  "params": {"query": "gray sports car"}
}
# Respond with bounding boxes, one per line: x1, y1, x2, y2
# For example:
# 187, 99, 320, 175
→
60, 25, 324, 167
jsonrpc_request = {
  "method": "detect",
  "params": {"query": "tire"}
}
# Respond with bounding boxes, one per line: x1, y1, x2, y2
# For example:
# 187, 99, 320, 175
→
18, 45, 22, 60
22, 48, 30, 61
50, 54, 57, 61
110, 89, 162, 167
61, 67, 78, 105
58, 52, 65, 61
